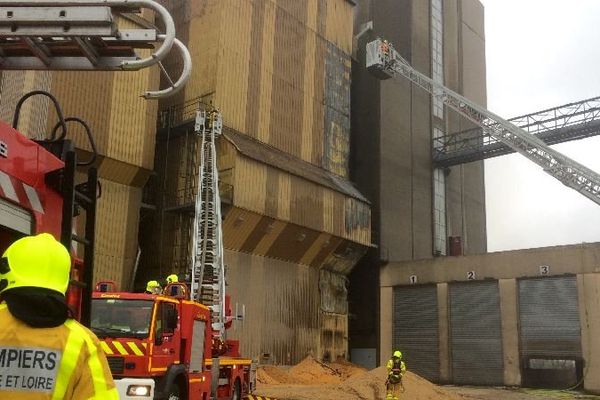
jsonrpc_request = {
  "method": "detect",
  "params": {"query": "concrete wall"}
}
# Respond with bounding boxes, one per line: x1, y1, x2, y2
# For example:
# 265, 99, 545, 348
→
380, 242, 600, 391
350, 0, 487, 361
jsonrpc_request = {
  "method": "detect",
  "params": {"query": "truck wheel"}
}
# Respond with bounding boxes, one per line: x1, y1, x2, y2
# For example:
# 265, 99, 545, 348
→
232, 379, 241, 400
166, 383, 183, 400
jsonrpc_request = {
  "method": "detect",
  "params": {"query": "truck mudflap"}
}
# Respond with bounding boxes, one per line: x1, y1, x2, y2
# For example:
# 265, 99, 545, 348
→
114, 377, 155, 400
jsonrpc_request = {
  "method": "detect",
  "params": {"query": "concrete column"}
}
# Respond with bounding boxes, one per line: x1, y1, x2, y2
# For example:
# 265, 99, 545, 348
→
437, 283, 450, 382
380, 286, 393, 366
499, 278, 521, 385
578, 273, 600, 394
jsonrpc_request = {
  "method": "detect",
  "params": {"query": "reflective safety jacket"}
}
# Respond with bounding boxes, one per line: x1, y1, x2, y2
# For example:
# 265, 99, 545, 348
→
0, 303, 118, 399
386, 357, 406, 384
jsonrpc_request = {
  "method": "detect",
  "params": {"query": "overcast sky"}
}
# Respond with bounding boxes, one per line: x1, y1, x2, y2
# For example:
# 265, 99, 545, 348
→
480, 0, 600, 252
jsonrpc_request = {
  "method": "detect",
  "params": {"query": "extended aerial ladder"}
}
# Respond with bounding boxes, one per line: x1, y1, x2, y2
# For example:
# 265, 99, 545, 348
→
0, 0, 192, 99
190, 107, 227, 344
366, 39, 600, 206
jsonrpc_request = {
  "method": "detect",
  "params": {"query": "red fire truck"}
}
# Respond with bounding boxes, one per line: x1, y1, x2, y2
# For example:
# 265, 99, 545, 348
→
0, 91, 99, 325
88, 106, 255, 400
91, 283, 255, 400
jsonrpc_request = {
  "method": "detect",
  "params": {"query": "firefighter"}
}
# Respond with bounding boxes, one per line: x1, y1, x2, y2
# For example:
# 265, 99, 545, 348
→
0, 233, 118, 399
166, 274, 179, 284
386, 350, 406, 400
145, 279, 162, 294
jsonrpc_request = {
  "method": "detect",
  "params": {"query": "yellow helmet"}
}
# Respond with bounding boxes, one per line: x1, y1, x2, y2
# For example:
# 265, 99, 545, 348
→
166, 274, 179, 284
146, 280, 161, 293
1, 233, 71, 295
393, 350, 402, 359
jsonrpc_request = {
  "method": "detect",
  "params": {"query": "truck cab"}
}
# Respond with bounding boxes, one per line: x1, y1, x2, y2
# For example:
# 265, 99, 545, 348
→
91, 284, 254, 400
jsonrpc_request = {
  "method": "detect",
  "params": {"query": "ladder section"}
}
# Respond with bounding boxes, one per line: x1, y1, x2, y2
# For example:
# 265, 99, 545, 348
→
191, 108, 226, 339
434, 95, 600, 167
0, 0, 191, 99
366, 39, 600, 206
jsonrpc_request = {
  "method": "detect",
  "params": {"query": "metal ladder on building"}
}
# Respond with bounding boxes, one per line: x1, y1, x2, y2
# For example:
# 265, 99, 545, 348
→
191, 107, 226, 340
0, 0, 191, 99
366, 38, 600, 206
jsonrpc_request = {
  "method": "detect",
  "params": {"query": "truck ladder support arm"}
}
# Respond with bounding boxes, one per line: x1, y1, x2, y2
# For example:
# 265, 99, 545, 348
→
366, 39, 600, 205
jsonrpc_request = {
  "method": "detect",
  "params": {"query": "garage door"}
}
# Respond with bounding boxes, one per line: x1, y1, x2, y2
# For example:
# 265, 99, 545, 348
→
518, 276, 582, 387
393, 285, 439, 382
450, 281, 503, 385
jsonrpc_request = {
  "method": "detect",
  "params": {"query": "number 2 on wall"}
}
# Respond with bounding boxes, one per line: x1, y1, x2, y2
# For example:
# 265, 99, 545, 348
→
467, 271, 476, 280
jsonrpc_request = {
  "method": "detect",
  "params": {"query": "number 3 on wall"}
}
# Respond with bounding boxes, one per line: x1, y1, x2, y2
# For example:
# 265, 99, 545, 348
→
467, 271, 476, 280
539, 265, 550, 275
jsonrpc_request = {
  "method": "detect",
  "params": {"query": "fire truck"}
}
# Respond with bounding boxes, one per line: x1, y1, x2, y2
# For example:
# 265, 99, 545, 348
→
0, 0, 193, 324
0, 2, 255, 399
90, 109, 255, 400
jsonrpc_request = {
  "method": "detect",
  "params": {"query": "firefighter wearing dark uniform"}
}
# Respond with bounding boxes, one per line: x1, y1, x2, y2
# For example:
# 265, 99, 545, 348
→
0, 233, 118, 399
386, 350, 406, 400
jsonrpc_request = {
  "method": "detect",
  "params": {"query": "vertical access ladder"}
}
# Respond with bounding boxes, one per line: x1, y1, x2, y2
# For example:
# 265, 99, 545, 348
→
366, 38, 600, 206
191, 108, 226, 340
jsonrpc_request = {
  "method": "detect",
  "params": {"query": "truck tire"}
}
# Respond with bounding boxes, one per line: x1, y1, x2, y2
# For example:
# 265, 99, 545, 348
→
232, 379, 241, 400
166, 383, 184, 400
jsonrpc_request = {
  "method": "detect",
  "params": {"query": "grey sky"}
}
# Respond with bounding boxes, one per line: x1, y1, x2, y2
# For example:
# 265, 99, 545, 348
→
480, 0, 600, 251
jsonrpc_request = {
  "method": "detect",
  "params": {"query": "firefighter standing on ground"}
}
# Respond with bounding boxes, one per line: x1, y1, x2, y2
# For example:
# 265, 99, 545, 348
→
0, 233, 118, 399
386, 350, 406, 400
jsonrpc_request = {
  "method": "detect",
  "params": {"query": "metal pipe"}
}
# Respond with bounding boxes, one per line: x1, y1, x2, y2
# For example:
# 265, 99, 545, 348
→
143, 38, 191, 99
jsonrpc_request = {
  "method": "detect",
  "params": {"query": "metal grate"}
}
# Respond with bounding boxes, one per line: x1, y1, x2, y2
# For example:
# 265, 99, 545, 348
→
106, 356, 124, 375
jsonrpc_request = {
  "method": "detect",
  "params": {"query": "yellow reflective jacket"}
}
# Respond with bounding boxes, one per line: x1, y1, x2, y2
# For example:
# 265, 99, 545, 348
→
387, 358, 406, 378
0, 304, 118, 399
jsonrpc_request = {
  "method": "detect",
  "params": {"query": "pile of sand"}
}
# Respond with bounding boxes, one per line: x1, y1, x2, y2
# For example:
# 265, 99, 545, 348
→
256, 357, 465, 400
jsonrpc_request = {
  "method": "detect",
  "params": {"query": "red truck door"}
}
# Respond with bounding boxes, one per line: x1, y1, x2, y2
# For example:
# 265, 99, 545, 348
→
150, 300, 180, 372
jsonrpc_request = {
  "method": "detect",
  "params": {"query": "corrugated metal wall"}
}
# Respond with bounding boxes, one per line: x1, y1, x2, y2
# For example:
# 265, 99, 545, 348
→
160, 0, 354, 177
0, 22, 158, 291
93, 180, 143, 288
393, 285, 440, 382
234, 156, 370, 245
145, 0, 367, 364
449, 281, 503, 385
224, 249, 321, 364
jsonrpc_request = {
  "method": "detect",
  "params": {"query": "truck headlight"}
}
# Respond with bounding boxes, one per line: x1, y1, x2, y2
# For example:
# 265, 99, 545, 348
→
126, 385, 151, 396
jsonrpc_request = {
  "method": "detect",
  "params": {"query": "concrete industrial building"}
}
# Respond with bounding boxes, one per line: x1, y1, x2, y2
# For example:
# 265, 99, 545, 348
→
138, 0, 371, 365
348, 0, 600, 394
349, 0, 486, 367
2, 0, 600, 394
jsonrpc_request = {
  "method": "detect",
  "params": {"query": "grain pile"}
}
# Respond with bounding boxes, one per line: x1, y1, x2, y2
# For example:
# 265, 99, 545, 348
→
255, 356, 465, 400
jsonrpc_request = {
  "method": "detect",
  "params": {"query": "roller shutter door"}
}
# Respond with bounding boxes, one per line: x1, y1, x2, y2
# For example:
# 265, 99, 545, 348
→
0, 198, 32, 234
393, 285, 439, 382
450, 281, 503, 385
518, 276, 582, 387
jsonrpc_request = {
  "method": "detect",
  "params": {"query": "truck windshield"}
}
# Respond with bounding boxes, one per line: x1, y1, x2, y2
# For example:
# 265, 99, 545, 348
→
91, 299, 154, 339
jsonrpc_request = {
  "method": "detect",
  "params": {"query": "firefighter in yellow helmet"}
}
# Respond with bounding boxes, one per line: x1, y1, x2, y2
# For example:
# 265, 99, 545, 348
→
166, 274, 178, 284
0, 233, 118, 399
145, 280, 162, 294
386, 350, 406, 400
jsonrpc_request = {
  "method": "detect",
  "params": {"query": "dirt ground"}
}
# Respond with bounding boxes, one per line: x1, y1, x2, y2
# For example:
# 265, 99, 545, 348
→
255, 356, 463, 400
254, 357, 600, 400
